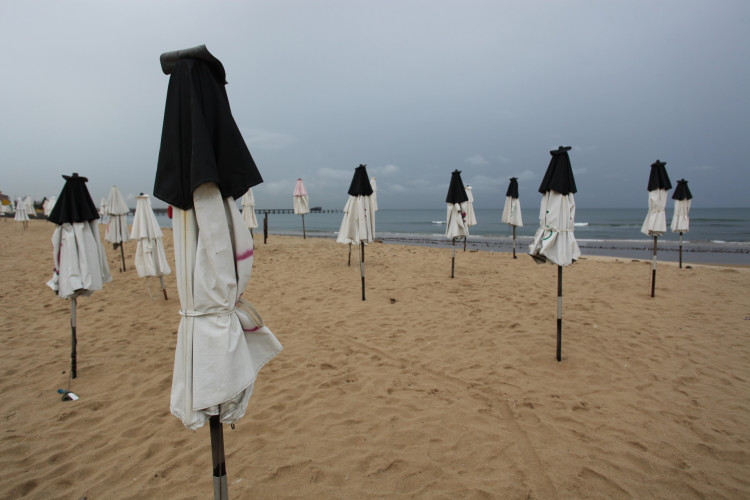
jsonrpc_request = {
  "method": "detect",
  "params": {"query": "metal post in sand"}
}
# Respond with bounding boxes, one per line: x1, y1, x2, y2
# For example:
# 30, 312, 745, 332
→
209, 415, 228, 500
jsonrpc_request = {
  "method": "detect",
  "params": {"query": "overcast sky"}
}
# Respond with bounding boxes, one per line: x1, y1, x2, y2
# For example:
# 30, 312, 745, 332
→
1, 1, 748, 210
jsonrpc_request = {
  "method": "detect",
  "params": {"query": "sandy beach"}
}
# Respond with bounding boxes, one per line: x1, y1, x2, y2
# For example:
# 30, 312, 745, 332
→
1, 219, 749, 499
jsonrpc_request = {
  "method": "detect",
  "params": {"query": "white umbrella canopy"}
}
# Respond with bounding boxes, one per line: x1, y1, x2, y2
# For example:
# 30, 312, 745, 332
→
48, 220, 112, 299
529, 147, 580, 266
445, 203, 469, 239
502, 197, 523, 226
293, 179, 309, 215
337, 195, 375, 245
241, 188, 258, 230
14, 197, 29, 222
24, 196, 35, 218
528, 191, 580, 266
337, 165, 375, 245
641, 160, 672, 237
501, 177, 523, 227
43, 196, 57, 217
671, 179, 692, 233
170, 183, 282, 430
99, 197, 109, 224
671, 178, 692, 269
105, 185, 131, 244
370, 176, 378, 212
130, 194, 171, 280
640, 189, 669, 236
463, 186, 477, 227
671, 197, 691, 233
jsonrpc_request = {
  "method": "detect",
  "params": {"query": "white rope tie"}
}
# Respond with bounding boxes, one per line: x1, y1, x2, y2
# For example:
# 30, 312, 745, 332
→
179, 307, 236, 318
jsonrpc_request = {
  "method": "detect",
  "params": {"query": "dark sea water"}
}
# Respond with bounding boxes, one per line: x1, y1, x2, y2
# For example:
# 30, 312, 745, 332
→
146, 207, 750, 265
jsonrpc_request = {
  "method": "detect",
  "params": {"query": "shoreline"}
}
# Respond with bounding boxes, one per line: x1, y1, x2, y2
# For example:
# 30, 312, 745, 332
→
266, 230, 750, 266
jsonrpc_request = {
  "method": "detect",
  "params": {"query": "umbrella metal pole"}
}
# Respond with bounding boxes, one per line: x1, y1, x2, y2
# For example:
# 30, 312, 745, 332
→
263, 212, 268, 244
348, 243, 351, 267
71, 297, 78, 379
159, 275, 168, 300
557, 266, 562, 362
463, 236, 467, 252
451, 239, 455, 279
209, 415, 228, 500
512, 226, 517, 259
302, 214, 306, 239
360, 242, 365, 301
120, 243, 126, 272
651, 236, 657, 298
679, 232, 683, 269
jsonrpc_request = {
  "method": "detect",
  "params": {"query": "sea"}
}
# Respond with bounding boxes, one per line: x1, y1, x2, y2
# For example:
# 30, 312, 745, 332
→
144, 207, 750, 265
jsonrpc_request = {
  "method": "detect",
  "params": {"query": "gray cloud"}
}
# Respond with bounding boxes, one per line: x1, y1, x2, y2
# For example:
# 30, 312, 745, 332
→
1, 0, 748, 210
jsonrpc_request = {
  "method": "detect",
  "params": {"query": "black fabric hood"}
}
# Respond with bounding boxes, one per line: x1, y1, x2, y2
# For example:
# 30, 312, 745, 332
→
446, 170, 469, 204
646, 160, 672, 192
505, 177, 519, 199
347, 165, 373, 196
538, 146, 577, 195
47, 173, 100, 224
154, 45, 262, 210
672, 179, 692, 200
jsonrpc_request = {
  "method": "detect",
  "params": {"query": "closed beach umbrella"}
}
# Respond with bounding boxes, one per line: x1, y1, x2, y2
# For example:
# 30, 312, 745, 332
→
501, 177, 523, 258
99, 197, 109, 224
43, 196, 57, 217
130, 194, 171, 299
464, 186, 477, 227
528, 146, 579, 361
156, 44, 279, 500
105, 185, 131, 271
293, 178, 309, 239
640, 160, 672, 297
463, 185, 477, 252
337, 164, 375, 300
47, 173, 112, 379
671, 179, 692, 269
241, 188, 258, 232
24, 196, 36, 218
14, 197, 29, 228
370, 177, 378, 212
445, 170, 469, 278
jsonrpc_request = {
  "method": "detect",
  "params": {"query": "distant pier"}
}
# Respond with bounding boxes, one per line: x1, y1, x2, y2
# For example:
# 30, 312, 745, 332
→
149, 206, 338, 215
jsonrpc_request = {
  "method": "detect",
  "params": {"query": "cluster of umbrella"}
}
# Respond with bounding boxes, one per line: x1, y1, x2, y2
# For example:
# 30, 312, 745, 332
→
39, 43, 697, 499
640, 160, 693, 295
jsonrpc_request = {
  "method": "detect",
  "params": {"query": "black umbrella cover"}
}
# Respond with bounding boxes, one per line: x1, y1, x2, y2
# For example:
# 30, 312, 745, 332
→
505, 177, 519, 199
446, 170, 469, 204
154, 45, 263, 210
347, 164, 374, 196
159, 44, 226, 84
646, 160, 672, 192
47, 173, 100, 225
538, 146, 577, 195
672, 179, 692, 200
